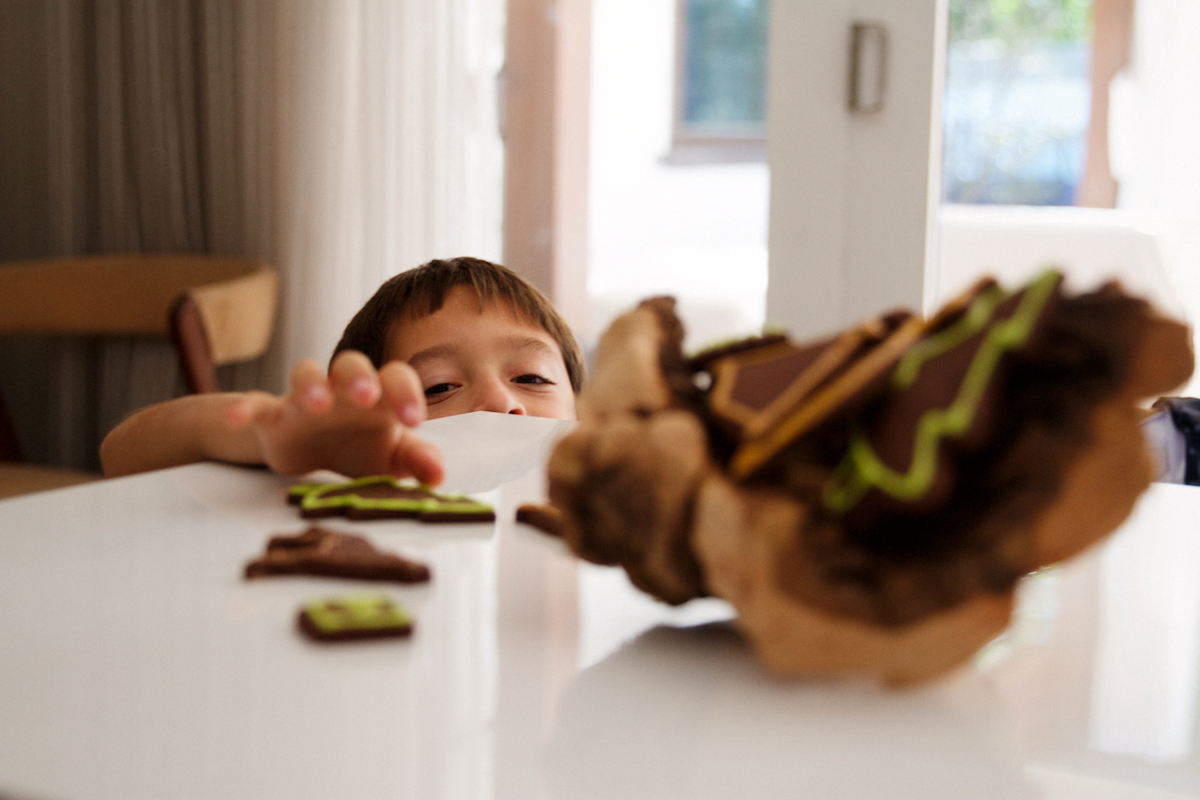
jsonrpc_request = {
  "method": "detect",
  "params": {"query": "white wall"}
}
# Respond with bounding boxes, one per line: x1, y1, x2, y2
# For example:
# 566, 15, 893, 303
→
937, 204, 1200, 397
1111, 0, 1200, 219
936, 205, 1184, 312
587, 0, 769, 352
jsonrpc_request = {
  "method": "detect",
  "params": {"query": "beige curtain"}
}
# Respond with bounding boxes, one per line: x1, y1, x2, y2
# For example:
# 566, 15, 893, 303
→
0, 0, 504, 471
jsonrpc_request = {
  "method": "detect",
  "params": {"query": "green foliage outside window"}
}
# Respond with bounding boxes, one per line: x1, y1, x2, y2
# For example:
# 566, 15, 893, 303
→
943, 0, 1094, 205
683, 0, 769, 134
949, 0, 1092, 46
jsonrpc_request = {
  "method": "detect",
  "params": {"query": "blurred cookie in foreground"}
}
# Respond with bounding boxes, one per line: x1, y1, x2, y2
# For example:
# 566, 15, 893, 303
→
543, 269, 1193, 685
516, 503, 565, 537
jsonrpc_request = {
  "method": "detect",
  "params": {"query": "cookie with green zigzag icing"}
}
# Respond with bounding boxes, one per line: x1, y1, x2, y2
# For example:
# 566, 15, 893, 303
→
546, 269, 1194, 685
298, 593, 414, 642
824, 269, 1063, 519
288, 476, 495, 522
760, 271, 1192, 627
703, 310, 921, 474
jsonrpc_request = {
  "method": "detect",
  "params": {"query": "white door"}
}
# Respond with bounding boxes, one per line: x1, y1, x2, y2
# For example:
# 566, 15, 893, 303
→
765, 0, 946, 338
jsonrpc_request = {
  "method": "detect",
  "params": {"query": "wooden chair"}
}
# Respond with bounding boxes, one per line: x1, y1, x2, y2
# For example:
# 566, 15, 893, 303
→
0, 254, 278, 498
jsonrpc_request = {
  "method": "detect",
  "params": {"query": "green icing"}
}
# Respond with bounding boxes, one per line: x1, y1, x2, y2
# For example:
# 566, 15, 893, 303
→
291, 475, 493, 516
378, 498, 492, 515
890, 284, 1007, 390
823, 269, 1060, 515
287, 482, 324, 499
304, 593, 411, 633
299, 475, 417, 513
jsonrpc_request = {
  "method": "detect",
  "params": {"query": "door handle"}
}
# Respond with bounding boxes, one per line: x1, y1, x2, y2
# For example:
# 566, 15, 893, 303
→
849, 22, 887, 113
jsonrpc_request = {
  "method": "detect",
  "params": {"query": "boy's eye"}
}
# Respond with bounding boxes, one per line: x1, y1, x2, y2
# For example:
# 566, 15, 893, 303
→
424, 382, 456, 398
514, 373, 552, 386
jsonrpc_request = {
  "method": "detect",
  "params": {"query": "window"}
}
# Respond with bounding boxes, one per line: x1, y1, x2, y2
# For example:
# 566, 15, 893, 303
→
671, 0, 769, 163
942, 0, 1114, 206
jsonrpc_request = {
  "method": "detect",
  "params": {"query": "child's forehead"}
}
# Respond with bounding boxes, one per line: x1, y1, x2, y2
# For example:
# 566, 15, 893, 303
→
384, 287, 555, 359
406, 287, 529, 327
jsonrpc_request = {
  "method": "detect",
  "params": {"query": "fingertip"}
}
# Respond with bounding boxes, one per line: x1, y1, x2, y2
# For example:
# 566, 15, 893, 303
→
399, 437, 444, 486
380, 361, 427, 425
417, 462, 446, 489
399, 400, 424, 428
348, 377, 380, 407
303, 382, 333, 412
418, 462, 445, 487
417, 445, 445, 487
330, 351, 382, 407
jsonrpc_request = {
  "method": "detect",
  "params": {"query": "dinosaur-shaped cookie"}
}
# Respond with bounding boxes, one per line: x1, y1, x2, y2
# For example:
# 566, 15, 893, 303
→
287, 476, 495, 522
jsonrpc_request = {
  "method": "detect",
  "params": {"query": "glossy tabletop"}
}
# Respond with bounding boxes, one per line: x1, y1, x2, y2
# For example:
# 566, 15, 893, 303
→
2, 412, 1200, 800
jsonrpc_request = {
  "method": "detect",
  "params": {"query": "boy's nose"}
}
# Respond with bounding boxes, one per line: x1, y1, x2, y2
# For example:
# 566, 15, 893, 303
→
472, 379, 526, 415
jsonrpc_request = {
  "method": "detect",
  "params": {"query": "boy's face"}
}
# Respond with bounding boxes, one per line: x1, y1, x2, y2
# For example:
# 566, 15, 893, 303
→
386, 285, 577, 421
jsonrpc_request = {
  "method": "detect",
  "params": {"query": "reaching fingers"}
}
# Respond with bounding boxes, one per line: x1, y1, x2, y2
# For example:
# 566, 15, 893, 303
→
390, 430, 444, 486
328, 350, 383, 408
290, 358, 334, 413
378, 361, 426, 428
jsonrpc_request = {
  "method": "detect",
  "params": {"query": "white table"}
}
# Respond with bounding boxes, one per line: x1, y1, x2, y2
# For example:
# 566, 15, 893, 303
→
2, 412, 1200, 800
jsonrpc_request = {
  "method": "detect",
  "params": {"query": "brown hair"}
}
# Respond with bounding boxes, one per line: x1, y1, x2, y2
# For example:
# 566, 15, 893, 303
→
333, 257, 585, 394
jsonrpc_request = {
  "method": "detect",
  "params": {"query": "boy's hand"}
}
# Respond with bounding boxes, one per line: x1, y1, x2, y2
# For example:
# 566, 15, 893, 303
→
226, 351, 444, 484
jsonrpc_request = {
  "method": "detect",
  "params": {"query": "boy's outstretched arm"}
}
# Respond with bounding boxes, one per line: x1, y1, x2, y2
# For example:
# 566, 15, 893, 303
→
100, 391, 264, 478
100, 352, 443, 484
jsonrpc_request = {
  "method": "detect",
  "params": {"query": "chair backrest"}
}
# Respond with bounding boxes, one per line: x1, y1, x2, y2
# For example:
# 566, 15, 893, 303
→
169, 261, 279, 393
0, 253, 279, 461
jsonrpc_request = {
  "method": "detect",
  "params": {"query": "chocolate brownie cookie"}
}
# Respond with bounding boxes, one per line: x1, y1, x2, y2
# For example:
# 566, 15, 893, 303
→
245, 526, 431, 583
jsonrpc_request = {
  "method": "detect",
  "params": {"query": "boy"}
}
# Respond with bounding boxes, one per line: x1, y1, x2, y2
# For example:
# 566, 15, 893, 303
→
100, 257, 584, 482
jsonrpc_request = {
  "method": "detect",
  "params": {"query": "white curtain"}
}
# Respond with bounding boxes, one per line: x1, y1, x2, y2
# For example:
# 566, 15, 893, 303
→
271, 0, 504, 376
0, 0, 504, 470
